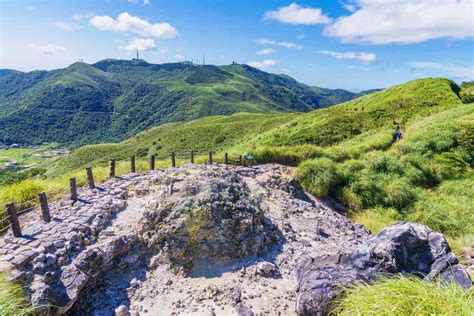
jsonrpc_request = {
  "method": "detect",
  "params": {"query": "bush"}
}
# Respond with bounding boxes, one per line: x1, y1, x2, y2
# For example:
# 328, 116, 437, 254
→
330, 276, 474, 315
297, 158, 347, 197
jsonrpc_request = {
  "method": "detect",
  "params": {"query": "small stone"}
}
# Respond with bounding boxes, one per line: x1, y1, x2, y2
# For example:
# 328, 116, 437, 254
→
115, 304, 128, 316
54, 240, 65, 248
45, 254, 56, 266
257, 261, 276, 276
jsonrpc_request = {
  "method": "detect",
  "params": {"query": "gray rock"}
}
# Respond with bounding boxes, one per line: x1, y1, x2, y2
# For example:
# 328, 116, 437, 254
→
257, 261, 276, 276
295, 222, 472, 315
115, 304, 128, 316
236, 303, 254, 316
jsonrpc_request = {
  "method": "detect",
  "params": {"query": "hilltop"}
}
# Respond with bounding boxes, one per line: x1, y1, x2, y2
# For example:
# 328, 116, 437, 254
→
0, 60, 361, 147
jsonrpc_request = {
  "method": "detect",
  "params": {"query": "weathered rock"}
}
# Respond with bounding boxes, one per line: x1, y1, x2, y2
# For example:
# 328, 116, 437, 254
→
257, 261, 276, 276
115, 304, 128, 316
295, 222, 472, 315
139, 169, 281, 271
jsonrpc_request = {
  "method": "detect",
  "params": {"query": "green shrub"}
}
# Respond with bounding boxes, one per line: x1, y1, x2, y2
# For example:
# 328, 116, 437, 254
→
330, 276, 474, 315
297, 158, 347, 197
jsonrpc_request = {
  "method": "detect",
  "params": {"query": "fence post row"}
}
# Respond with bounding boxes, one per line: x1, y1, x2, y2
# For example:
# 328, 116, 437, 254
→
208, 151, 213, 165
6, 203, 22, 237
224, 153, 228, 165
70, 177, 78, 201
110, 159, 116, 178
190, 150, 194, 164
171, 152, 176, 167
86, 166, 95, 190
131, 155, 136, 173
38, 192, 51, 223
150, 155, 155, 170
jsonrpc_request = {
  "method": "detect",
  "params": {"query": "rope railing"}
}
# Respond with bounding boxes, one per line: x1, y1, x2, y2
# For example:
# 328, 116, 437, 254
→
1, 151, 249, 238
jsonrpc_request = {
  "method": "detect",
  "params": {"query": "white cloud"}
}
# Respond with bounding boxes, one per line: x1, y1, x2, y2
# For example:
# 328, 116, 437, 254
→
119, 38, 156, 52
25, 5, 36, 11
73, 13, 93, 21
409, 61, 474, 79
324, 0, 474, 44
257, 48, 276, 55
339, 1, 356, 12
254, 38, 303, 49
55, 22, 83, 31
248, 59, 278, 71
278, 41, 303, 49
264, 3, 331, 25
129, 0, 151, 5
319, 50, 376, 63
27, 44, 66, 55
90, 12, 178, 39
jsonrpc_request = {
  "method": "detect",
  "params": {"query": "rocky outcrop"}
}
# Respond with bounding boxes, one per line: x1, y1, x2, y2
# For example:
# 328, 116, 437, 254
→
0, 164, 470, 315
139, 169, 281, 271
295, 222, 472, 315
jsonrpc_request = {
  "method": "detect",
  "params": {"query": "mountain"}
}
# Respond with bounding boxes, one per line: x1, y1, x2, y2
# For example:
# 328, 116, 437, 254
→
0, 59, 361, 147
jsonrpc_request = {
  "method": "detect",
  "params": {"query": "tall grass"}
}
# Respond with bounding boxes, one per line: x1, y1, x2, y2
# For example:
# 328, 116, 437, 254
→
0, 273, 33, 316
330, 276, 474, 315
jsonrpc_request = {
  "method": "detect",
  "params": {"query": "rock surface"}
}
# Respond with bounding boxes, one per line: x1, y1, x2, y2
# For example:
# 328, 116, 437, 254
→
0, 163, 470, 315
295, 222, 472, 315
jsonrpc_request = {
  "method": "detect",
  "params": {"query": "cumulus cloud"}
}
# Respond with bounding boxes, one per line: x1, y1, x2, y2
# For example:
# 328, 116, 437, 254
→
90, 12, 178, 39
254, 38, 303, 50
409, 61, 474, 79
27, 44, 66, 55
248, 59, 277, 71
55, 22, 83, 31
324, 0, 474, 44
119, 38, 157, 52
257, 48, 276, 55
264, 3, 331, 25
318, 50, 376, 63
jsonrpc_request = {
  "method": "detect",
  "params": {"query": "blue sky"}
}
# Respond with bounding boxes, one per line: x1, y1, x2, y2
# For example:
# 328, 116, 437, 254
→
0, 0, 473, 91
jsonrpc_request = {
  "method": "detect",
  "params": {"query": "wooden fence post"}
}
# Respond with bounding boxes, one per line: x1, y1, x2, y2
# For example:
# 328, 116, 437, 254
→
224, 153, 228, 165
171, 152, 176, 167
131, 155, 136, 173
86, 166, 95, 190
208, 151, 213, 165
239, 155, 243, 166
190, 150, 194, 164
6, 203, 21, 237
38, 192, 51, 223
70, 178, 78, 201
149, 155, 155, 170
110, 159, 116, 178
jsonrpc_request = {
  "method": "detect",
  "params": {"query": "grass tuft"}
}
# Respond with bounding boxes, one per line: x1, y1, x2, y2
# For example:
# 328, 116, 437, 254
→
330, 276, 474, 315
0, 273, 33, 316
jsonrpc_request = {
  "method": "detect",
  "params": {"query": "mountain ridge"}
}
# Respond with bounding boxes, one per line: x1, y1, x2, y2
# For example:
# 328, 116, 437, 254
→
0, 59, 365, 147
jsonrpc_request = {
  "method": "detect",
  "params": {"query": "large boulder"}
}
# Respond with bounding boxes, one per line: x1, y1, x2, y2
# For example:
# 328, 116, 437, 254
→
296, 222, 472, 315
139, 168, 281, 271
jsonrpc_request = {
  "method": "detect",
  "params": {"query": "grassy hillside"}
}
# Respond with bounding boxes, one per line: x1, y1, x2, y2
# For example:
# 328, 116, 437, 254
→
0, 60, 359, 147
1, 77, 472, 250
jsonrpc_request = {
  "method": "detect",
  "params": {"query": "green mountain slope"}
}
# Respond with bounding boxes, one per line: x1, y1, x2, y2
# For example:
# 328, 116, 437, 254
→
0, 60, 360, 147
